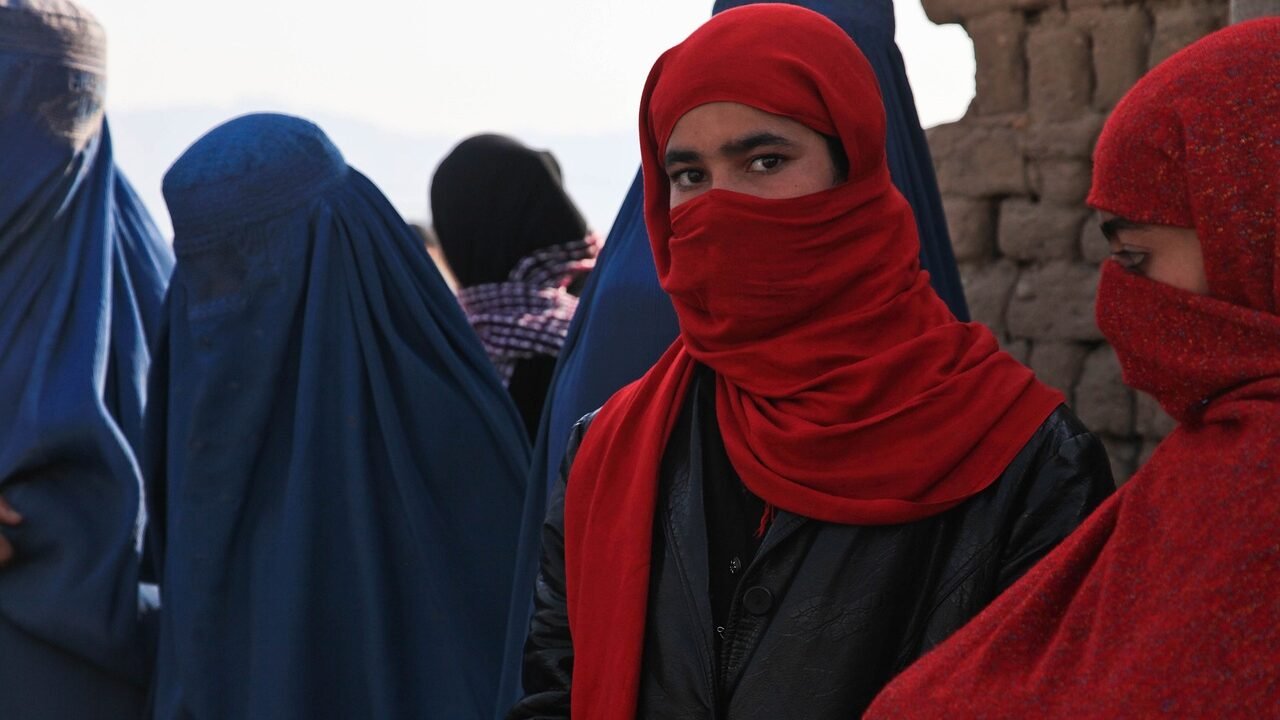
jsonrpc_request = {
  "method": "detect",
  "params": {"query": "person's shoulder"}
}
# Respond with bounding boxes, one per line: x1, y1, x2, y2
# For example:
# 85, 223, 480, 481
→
560, 409, 603, 482
1024, 405, 1109, 468
568, 409, 601, 445
1002, 404, 1115, 503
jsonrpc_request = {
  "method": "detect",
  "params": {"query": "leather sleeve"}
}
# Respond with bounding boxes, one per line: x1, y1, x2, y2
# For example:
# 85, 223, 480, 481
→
506, 413, 596, 720
996, 406, 1116, 591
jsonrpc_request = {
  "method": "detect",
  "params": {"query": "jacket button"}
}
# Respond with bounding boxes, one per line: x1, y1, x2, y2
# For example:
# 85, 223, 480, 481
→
742, 586, 774, 616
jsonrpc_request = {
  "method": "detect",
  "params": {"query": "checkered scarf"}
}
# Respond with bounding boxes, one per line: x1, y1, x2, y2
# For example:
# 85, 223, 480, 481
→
456, 233, 601, 385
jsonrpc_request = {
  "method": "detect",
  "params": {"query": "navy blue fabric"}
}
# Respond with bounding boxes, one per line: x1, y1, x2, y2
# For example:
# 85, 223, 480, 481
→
495, 1, 969, 711
0, 3, 173, 717
146, 114, 532, 720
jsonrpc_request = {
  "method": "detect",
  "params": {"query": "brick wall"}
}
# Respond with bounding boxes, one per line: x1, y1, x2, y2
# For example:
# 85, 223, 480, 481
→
923, 0, 1228, 482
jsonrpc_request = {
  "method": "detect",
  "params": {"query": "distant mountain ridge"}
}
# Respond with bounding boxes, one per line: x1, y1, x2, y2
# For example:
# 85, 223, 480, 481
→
110, 104, 640, 239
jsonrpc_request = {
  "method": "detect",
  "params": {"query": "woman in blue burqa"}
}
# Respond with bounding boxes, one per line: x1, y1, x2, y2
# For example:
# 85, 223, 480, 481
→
144, 113, 532, 719
0, 1, 174, 717
496, 0, 970, 709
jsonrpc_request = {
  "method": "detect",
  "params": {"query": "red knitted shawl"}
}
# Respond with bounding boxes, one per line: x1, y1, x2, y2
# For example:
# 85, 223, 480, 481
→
867, 19, 1280, 718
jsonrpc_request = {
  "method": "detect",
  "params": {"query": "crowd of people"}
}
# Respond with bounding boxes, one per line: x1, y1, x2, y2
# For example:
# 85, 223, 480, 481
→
0, 0, 1275, 718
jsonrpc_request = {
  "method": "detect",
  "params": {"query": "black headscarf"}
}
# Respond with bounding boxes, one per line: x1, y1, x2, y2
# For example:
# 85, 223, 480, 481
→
430, 134, 589, 288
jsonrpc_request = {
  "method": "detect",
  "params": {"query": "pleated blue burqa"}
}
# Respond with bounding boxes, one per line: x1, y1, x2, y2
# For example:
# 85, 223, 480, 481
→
496, 0, 969, 711
0, 2, 174, 718
146, 114, 531, 719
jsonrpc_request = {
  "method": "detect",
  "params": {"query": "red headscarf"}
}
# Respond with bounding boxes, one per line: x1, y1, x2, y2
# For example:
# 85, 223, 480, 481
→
563, 4, 1070, 712
867, 19, 1280, 718
561, 5, 1064, 717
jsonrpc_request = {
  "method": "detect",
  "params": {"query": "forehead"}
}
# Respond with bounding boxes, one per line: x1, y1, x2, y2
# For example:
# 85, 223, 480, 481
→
665, 102, 824, 150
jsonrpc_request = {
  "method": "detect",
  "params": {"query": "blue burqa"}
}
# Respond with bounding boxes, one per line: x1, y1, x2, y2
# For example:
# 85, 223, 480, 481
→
145, 113, 532, 719
496, 0, 970, 711
0, 2, 174, 718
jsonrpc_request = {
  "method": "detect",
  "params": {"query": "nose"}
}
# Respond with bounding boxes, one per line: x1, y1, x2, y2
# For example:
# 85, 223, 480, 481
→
711, 175, 748, 195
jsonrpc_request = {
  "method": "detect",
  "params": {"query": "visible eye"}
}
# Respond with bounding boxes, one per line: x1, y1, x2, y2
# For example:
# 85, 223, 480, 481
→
1110, 248, 1150, 271
669, 168, 706, 190
748, 155, 785, 173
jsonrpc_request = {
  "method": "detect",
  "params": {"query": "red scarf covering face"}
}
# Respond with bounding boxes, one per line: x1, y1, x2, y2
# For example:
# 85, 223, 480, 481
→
866, 20, 1280, 718
565, 5, 1064, 712
561, 5, 1064, 717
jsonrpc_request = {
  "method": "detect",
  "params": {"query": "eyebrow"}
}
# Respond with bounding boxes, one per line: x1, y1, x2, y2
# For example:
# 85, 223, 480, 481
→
720, 131, 793, 156
664, 148, 701, 167
664, 131, 794, 168
1099, 216, 1145, 241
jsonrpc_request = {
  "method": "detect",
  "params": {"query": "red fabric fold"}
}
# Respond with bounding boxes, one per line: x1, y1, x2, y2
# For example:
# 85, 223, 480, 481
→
563, 6, 1064, 718
866, 19, 1280, 718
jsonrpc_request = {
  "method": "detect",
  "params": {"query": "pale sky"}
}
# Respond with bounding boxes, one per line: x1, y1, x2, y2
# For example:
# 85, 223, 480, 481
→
83, 0, 975, 233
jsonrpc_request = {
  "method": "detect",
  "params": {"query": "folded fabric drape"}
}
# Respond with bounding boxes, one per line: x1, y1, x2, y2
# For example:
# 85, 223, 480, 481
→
563, 6, 1062, 716
497, 2, 974, 707
0, 2, 173, 717
146, 113, 531, 719
867, 19, 1280, 718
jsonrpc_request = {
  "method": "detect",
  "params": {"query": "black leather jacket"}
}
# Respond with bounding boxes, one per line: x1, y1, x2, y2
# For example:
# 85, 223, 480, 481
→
510, 383, 1114, 719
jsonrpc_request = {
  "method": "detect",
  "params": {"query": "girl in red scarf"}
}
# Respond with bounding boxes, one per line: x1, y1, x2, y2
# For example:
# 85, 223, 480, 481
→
510, 6, 1115, 718
866, 19, 1280, 718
